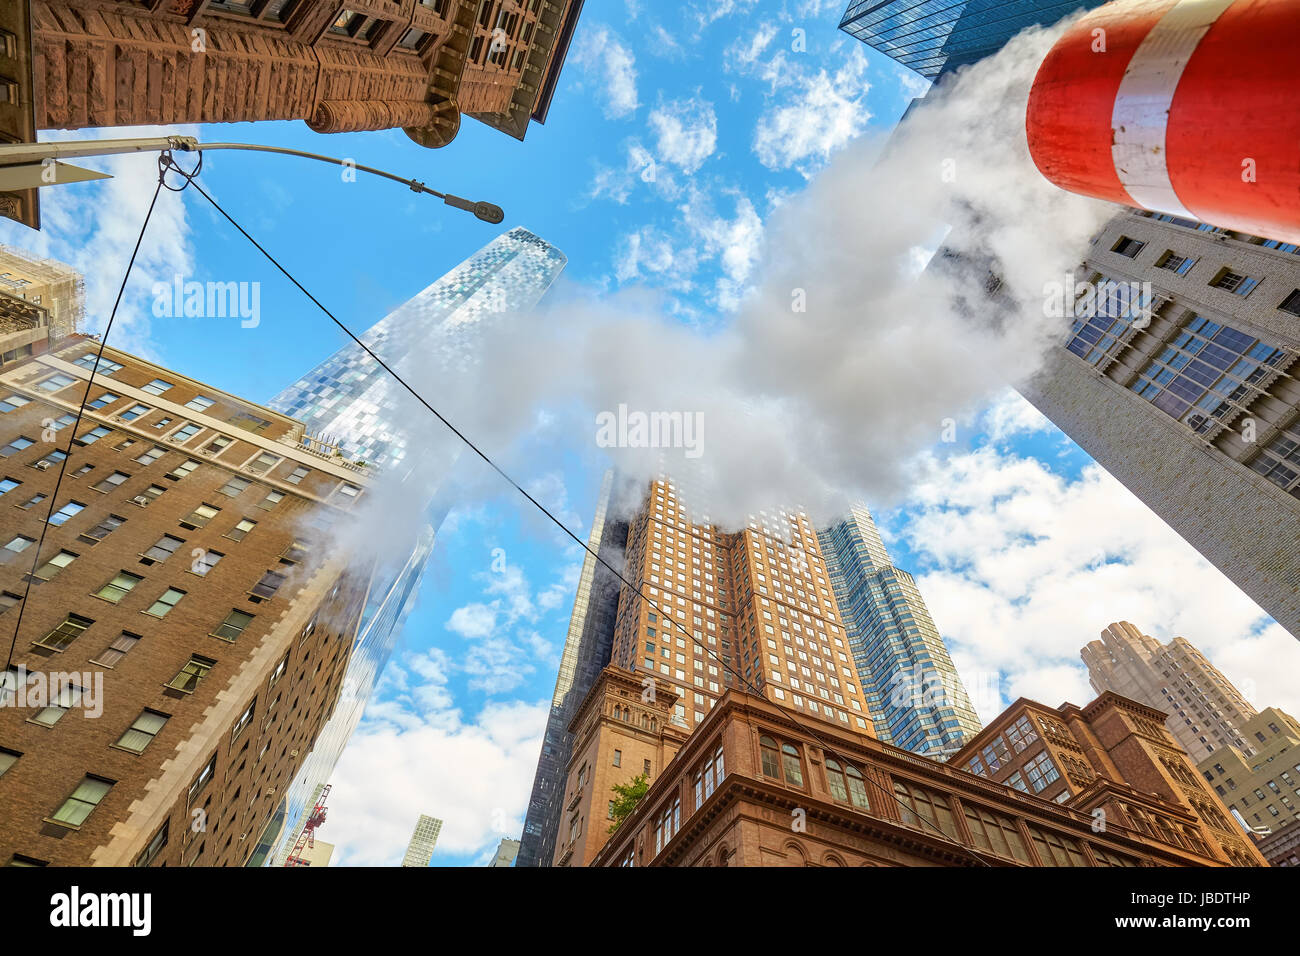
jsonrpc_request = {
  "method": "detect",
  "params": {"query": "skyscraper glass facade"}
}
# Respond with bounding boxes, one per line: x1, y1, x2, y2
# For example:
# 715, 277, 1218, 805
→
517, 471, 625, 867
817, 505, 982, 758
839, 0, 1108, 80
260, 227, 567, 864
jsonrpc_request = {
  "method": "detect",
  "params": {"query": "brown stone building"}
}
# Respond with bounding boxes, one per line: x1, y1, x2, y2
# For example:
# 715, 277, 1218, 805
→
10, 0, 583, 147
0, 327, 377, 866
548, 478, 878, 865
951, 694, 1265, 866
579, 675, 1261, 867
608, 478, 877, 736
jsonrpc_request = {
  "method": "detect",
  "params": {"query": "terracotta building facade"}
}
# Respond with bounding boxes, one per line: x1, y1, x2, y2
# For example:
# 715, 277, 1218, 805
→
577, 678, 1258, 867
25, 0, 584, 147
951, 693, 1265, 866
0, 333, 376, 866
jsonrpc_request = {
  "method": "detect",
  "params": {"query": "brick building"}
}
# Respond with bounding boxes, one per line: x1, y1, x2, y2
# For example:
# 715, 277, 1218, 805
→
952, 694, 1265, 866
11, 0, 583, 147
580, 674, 1259, 867
0, 332, 376, 866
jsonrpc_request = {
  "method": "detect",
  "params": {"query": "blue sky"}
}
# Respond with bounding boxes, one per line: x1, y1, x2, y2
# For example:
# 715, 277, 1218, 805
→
4, 0, 1298, 867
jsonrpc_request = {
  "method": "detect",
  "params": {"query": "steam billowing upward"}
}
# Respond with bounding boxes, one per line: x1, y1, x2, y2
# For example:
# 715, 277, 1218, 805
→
354, 20, 1115, 542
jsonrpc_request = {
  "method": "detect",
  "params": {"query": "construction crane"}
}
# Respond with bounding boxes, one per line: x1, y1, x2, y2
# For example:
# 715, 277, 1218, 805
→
283, 785, 331, 867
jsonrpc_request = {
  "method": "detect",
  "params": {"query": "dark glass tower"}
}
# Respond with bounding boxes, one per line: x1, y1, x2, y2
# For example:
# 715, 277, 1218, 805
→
516, 471, 628, 867
839, 0, 1109, 81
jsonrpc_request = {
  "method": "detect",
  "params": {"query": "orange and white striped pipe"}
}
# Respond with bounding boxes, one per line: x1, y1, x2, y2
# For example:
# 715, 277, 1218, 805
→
1026, 0, 1300, 244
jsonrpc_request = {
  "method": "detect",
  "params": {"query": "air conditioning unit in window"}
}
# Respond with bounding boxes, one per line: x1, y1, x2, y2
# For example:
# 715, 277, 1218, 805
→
34, 461, 51, 470
131, 495, 151, 507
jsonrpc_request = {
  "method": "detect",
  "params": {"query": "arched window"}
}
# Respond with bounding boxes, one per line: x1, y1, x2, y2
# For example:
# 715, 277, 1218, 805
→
760, 736, 781, 778
825, 756, 870, 809
781, 744, 803, 786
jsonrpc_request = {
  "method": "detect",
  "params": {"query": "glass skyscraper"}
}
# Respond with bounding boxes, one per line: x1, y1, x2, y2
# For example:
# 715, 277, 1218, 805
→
817, 505, 982, 758
258, 227, 567, 864
516, 470, 626, 867
839, 0, 1109, 81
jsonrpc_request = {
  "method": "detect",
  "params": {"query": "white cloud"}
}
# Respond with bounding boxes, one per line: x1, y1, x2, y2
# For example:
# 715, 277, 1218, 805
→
445, 602, 498, 640
648, 96, 718, 174
752, 47, 874, 176
323, 693, 548, 866
681, 189, 765, 309
890, 445, 1300, 722
573, 25, 640, 118
0, 125, 199, 357
982, 389, 1053, 442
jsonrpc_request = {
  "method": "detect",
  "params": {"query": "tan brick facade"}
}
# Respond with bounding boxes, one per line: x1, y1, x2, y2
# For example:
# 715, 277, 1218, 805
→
0, 336, 375, 866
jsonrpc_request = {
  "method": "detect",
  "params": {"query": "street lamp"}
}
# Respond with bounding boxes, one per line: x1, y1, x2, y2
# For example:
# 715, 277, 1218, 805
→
0, 134, 504, 229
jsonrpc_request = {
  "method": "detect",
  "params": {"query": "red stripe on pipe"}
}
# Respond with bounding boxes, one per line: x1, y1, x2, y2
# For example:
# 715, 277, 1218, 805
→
1027, 0, 1181, 208
1168, 0, 1300, 243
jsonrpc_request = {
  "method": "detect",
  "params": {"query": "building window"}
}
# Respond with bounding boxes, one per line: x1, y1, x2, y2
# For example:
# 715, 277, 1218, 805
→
188, 755, 216, 803
231, 699, 256, 741
48, 501, 85, 526
0, 748, 19, 778
96, 571, 143, 603
166, 459, 201, 481
36, 372, 75, 392
116, 710, 169, 753
1251, 423, 1300, 496
286, 466, 310, 485
31, 681, 84, 726
91, 631, 141, 668
612, 749, 621, 767
1027, 825, 1089, 865
31, 613, 93, 652
72, 354, 122, 374
1279, 289, 1300, 316
32, 550, 78, 581
1024, 750, 1061, 793
119, 403, 150, 422
226, 518, 256, 541
219, 475, 251, 497
1155, 250, 1197, 275
1111, 236, 1145, 258
0, 394, 30, 413
759, 735, 805, 786
145, 588, 186, 618
962, 804, 1030, 862
134, 445, 165, 465
141, 379, 173, 396
185, 396, 214, 412
50, 776, 114, 827
181, 503, 221, 528
1209, 268, 1260, 296
1131, 314, 1285, 434
892, 779, 960, 840
168, 655, 216, 693
91, 471, 129, 494
142, 534, 185, 564
1065, 274, 1159, 366
135, 819, 169, 867
213, 609, 254, 642
825, 756, 870, 809
250, 569, 286, 600
0, 436, 33, 458
76, 425, 111, 445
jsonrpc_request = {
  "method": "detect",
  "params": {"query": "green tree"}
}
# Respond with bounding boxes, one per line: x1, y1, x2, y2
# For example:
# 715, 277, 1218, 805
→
608, 773, 650, 833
